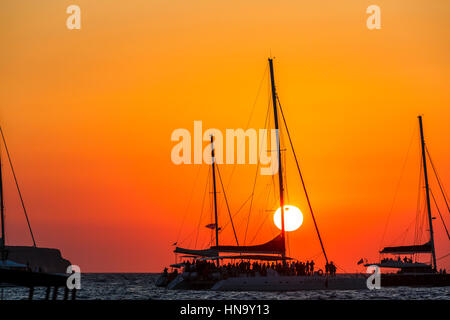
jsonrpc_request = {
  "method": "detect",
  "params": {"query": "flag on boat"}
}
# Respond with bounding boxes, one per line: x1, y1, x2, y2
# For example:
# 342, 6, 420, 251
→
205, 223, 221, 231
357, 258, 364, 265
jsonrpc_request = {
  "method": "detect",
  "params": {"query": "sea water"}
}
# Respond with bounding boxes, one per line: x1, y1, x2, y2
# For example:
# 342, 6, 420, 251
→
1, 273, 449, 300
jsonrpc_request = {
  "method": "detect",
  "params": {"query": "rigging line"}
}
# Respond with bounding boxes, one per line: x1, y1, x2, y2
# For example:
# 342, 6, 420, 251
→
380, 124, 416, 250
241, 188, 268, 238
223, 64, 269, 194
276, 96, 328, 264
216, 164, 239, 246
334, 263, 348, 274
283, 142, 289, 203
178, 228, 198, 247
244, 101, 270, 245
437, 252, 450, 261
176, 165, 202, 243
268, 144, 278, 203
305, 251, 323, 262
0, 147, 4, 249
0, 127, 36, 247
207, 67, 268, 245
249, 209, 271, 245
194, 166, 210, 249
276, 106, 289, 203
247, 94, 274, 243
414, 155, 423, 245
249, 185, 272, 244
244, 161, 260, 246
221, 194, 253, 231
286, 231, 290, 257
430, 189, 450, 240
388, 216, 418, 246
401, 224, 409, 245
418, 200, 428, 245
245, 64, 269, 130
426, 146, 450, 216
235, 195, 252, 216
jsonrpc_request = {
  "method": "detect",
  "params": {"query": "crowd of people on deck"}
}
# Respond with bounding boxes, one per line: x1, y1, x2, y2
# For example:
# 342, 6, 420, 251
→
163, 259, 338, 281
381, 257, 414, 264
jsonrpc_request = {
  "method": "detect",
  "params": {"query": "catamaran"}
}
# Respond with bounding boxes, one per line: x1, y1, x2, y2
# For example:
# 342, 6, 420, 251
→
157, 58, 366, 291
365, 116, 450, 287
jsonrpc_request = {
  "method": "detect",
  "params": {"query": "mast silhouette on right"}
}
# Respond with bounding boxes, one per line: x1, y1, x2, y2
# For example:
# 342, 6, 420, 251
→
418, 115, 437, 271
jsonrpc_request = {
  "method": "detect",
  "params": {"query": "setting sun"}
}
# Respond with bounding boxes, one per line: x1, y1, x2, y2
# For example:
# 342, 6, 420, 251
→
274, 205, 304, 232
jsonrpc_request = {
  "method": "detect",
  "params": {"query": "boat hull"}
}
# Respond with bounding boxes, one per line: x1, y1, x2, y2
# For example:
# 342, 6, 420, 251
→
0, 267, 69, 287
165, 274, 368, 291
381, 273, 450, 287
167, 274, 217, 290
211, 275, 367, 291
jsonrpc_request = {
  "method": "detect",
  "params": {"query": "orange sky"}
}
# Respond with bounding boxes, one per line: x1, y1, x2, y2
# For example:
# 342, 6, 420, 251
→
0, 1, 449, 272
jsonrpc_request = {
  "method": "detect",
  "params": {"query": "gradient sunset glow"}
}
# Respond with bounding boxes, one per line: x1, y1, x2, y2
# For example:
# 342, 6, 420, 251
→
0, 1, 449, 272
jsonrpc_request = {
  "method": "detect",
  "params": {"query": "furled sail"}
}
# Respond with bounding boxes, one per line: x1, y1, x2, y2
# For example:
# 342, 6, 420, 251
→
196, 254, 292, 261
174, 235, 285, 257
380, 241, 432, 254
210, 234, 285, 254
173, 247, 218, 257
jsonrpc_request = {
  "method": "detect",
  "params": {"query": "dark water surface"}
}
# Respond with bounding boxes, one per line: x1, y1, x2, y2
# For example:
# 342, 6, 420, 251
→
1, 273, 449, 300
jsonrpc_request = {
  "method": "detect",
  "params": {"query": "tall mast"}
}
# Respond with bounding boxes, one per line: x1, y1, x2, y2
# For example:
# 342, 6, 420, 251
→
0, 144, 5, 250
268, 58, 286, 258
418, 115, 437, 271
210, 135, 220, 265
